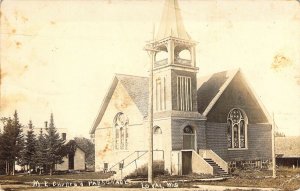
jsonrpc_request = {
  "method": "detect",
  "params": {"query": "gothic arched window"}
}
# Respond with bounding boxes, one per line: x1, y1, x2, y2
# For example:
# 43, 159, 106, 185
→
113, 112, 129, 150
227, 108, 247, 149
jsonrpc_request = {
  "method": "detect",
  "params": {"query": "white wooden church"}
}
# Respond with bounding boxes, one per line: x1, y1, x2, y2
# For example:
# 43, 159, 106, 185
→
90, 0, 272, 178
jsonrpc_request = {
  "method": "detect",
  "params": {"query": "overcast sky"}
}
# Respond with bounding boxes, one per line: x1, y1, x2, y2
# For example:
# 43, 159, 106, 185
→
1, 0, 300, 138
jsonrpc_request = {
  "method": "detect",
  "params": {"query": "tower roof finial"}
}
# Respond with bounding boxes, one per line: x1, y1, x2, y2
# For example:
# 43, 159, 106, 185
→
156, 0, 191, 41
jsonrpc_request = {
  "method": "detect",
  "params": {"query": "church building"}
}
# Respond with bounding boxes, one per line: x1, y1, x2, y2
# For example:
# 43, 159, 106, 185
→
90, 0, 272, 178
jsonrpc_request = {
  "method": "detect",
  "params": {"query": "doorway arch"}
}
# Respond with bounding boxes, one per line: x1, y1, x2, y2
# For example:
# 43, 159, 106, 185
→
182, 125, 196, 150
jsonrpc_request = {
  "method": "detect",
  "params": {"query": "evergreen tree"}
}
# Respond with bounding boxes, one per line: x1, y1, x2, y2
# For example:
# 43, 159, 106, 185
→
44, 113, 65, 175
11, 111, 24, 175
0, 117, 13, 174
22, 120, 37, 172
0, 111, 24, 175
35, 128, 48, 175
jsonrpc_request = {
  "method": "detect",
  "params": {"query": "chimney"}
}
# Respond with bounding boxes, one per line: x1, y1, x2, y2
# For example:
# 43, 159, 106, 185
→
45, 121, 48, 128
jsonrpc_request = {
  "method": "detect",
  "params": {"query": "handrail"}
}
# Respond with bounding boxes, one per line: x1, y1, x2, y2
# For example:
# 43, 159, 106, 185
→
110, 150, 164, 171
155, 58, 168, 67
109, 151, 137, 171
123, 151, 148, 169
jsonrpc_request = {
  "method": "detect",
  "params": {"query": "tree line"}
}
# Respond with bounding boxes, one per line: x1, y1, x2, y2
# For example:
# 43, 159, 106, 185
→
0, 111, 65, 176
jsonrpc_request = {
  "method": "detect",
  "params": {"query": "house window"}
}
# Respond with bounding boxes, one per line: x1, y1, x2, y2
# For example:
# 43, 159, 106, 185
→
227, 108, 247, 149
177, 76, 192, 111
113, 112, 129, 150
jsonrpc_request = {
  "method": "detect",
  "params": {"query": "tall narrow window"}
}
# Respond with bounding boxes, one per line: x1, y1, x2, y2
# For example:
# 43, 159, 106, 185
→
113, 112, 129, 150
227, 108, 247, 149
177, 76, 192, 111
227, 120, 232, 148
156, 78, 162, 111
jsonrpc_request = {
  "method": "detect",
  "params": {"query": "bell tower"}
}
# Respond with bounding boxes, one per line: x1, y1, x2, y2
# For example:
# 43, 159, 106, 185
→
147, 0, 198, 114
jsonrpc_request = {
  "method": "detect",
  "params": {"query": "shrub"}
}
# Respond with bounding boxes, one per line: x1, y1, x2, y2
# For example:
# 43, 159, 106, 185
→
126, 160, 168, 178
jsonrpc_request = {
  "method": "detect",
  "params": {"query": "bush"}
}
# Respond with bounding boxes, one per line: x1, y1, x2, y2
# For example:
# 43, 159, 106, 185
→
126, 160, 168, 178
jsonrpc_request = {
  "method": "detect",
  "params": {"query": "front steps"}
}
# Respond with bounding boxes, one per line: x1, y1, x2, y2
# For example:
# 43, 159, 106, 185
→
204, 158, 230, 178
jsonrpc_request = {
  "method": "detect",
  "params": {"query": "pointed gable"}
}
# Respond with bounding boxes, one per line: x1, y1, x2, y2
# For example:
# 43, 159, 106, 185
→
156, 0, 191, 41
197, 69, 238, 115
116, 74, 149, 116
90, 74, 148, 134
197, 69, 270, 124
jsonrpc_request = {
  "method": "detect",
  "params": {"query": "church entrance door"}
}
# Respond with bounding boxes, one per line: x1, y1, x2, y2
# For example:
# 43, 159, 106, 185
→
182, 151, 192, 175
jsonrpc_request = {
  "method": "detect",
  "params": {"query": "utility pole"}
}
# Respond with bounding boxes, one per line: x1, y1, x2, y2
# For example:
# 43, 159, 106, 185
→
148, 50, 154, 184
272, 112, 276, 178
144, 25, 157, 184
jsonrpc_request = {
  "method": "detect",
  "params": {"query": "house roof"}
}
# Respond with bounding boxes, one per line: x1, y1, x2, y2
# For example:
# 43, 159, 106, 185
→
66, 139, 87, 154
156, 0, 191, 41
90, 69, 271, 134
276, 136, 300, 158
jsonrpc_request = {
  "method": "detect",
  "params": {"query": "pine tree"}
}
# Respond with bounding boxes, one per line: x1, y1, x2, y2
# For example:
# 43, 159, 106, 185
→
35, 128, 48, 175
0, 111, 24, 175
0, 117, 13, 175
44, 113, 65, 175
22, 120, 37, 173
11, 111, 24, 175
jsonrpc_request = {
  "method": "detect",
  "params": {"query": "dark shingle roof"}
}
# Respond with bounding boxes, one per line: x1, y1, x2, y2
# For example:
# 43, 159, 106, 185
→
91, 69, 267, 134
116, 74, 149, 116
116, 70, 238, 118
197, 69, 238, 114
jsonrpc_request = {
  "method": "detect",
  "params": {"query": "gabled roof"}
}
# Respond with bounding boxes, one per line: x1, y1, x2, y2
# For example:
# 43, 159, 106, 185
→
90, 69, 272, 134
197, 69, 238, 116
89, 74, 148, 134
197, 69, 272, 122
116, 74, 149, 116
276, 136, 300, 157
156, 0, 191, 41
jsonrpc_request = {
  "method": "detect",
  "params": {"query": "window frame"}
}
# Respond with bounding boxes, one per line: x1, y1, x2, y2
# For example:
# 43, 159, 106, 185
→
227, 108, 248, 150
113, 112, 129, 151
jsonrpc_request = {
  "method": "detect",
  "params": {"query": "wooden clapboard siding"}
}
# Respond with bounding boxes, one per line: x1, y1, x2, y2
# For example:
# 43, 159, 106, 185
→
206, 122, 272, 161
206, 122, 228, 160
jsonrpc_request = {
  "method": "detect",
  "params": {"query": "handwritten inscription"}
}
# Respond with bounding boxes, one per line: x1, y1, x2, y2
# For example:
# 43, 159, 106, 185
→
141, 182, 179, 189
32, 179, 128, 188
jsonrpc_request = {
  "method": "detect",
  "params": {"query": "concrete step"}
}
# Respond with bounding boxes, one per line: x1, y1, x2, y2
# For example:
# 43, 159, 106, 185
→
204, 158, 228, 177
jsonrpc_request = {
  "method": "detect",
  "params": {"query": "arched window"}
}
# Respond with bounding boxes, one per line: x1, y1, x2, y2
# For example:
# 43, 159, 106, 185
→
153, 126, 162, 134
183, 126, 195, 150
227, 108, 247, 149
113, 112, 129, 150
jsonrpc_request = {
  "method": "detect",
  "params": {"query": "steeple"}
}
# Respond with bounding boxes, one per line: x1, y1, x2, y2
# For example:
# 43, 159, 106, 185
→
146, 0, 198, 113
156, 0, 190, 41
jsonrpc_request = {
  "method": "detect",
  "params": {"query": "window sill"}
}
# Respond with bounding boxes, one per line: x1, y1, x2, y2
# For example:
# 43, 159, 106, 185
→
228, 148, 248, 151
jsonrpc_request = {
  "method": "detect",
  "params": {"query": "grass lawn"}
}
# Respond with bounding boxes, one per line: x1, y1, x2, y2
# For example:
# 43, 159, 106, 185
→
0, 168, 299, 191
0, 172, 113, 183
188, 168, 300, 191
